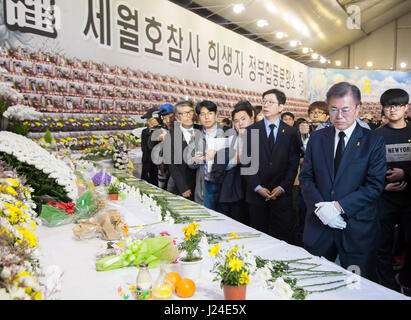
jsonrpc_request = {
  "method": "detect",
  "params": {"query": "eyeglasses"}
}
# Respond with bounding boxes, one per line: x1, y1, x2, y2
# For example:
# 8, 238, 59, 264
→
329, 107, 356, 116
179, 110, 194, 117
262, 99, 279, 105
383, 105, 406, 110
309, 111, 325, 116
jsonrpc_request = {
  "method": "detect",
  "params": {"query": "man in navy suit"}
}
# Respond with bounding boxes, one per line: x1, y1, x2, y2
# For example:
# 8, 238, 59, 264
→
299, 82, 386, 281
243, 89, 300, 243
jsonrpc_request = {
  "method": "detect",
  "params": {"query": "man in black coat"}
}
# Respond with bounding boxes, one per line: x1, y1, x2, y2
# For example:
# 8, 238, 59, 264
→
242, 89, 300, 243
141, 107, 160, 186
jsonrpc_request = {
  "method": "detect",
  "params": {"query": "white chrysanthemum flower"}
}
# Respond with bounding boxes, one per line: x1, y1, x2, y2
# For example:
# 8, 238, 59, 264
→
0, 288, 10, 300
272, 277, 293, 300
0, 267, 11, 279
7, 283, 29, 300
0, 132, 78, 200
3, 104, 42, 120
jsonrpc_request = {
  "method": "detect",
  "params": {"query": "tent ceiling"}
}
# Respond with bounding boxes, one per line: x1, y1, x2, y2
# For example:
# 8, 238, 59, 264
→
170, 0, 411, 68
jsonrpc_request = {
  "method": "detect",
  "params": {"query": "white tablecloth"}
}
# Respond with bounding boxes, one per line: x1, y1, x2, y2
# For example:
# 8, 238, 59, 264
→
36, 195, 410, 300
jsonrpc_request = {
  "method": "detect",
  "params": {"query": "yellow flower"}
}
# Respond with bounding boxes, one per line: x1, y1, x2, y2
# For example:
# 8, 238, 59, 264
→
228, 257, 243, 272
30, 221, 36, 231
56, 122, 63, 127
35, 122, 41, 126
227, 245, 239, 257
16, 226, 38, 247
209, 243, 220, 256
3, 203, 23, 224
34, 291, 42, 300
69, 118, 75, 122
182, 226, 197, 240
3, 178, 19, 187
230, 232, 240, 239
239, 270, 250, 285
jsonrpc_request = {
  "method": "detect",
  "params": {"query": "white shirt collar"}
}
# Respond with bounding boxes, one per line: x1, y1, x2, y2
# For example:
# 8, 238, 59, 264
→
335, 120, 357, 141
203, 124, 217, 137
179, 123, 194, 142
264, 117, 280, 128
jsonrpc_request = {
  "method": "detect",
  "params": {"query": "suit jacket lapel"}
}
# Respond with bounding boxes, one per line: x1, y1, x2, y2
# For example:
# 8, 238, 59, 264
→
334, 123, 363, 184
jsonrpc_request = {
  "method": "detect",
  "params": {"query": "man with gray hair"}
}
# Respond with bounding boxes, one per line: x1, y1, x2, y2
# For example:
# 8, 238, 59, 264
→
300, 81, 386, 281
162, 100, 200, 200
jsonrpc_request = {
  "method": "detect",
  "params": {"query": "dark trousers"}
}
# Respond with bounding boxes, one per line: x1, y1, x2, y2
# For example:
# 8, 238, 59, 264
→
219, 200, 249, 226
304, 227, 378, 282
141, 161, 158, 186
247, 193, 296, 244
292, 185, 306, 247
377, 197, 411, 290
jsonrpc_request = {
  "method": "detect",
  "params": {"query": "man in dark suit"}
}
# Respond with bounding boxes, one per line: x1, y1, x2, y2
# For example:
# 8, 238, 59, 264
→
141, 107, 160, 186
299, 82, 387, 281
242, 89, 300, 243
163, 100, 199, 200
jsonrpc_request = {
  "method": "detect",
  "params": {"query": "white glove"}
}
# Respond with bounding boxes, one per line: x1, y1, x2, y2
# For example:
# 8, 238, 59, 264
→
327, 214, 347, 229
314, 201, 346, 229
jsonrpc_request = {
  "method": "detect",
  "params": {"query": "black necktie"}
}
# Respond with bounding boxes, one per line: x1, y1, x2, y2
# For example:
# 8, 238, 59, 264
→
334, 131, 346, 176
268, 124, 276, 151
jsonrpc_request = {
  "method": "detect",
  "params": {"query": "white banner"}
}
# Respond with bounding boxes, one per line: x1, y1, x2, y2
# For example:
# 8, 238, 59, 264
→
0, 0, 308, 100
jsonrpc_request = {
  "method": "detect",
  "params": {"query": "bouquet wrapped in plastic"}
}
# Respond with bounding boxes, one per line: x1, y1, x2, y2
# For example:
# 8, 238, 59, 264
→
95, 235, 179, 271
40, 186, 107, 227
72, 208, 127, 240
39, 201, 76, 227
74, 186, 107, 221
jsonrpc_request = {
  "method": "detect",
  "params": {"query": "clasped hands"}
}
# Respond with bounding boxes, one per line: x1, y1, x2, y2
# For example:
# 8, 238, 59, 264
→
314, 201, 346, 230
385, 168, 407, 192
257, 187, 283, 201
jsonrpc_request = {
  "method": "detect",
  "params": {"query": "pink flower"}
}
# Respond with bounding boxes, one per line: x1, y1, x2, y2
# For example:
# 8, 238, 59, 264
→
160, 231, 170, 236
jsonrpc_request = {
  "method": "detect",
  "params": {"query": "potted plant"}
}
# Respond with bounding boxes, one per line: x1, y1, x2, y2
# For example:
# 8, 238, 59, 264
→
177, 222, 203, 279
209, 243, 251, 300
107, 183, 119, 200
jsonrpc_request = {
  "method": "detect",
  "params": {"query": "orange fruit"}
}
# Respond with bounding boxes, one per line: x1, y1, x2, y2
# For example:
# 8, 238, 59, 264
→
175, 278, 196, 298
165, 272, 182, 288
